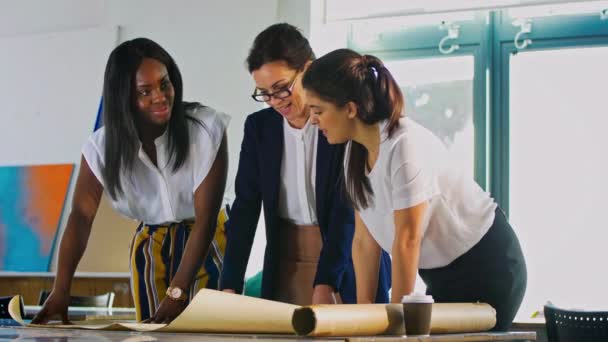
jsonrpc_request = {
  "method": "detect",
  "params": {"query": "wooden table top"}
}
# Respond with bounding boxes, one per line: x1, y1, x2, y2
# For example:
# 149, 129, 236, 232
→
0, 326, 536, 342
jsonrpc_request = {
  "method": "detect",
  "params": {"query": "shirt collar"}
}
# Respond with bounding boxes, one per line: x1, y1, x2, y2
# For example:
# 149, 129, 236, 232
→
136, 128, 170, 169
284, 116, 314, 138
154, 127, 169, 146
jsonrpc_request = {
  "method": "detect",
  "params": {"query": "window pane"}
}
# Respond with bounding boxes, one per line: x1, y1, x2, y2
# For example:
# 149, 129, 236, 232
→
385, 56, 476, 179
510, 46, 608, 318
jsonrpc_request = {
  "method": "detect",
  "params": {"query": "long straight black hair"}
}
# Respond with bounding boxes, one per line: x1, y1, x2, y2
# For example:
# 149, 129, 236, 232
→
302, 48, 404, 210
101, 38, 199, 199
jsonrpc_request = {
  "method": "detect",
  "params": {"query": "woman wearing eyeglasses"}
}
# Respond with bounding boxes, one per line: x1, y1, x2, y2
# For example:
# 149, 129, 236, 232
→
219, 23, 391, 305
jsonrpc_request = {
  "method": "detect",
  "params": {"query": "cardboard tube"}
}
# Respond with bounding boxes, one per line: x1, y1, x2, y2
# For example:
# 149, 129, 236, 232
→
428, 303, 496, 333
293, 304, 404, 336
8, 295, 26, 326
294, 303, 495, 336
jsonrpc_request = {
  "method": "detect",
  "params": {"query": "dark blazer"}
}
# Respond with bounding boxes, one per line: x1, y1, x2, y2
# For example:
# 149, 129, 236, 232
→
220, 108, 391, 303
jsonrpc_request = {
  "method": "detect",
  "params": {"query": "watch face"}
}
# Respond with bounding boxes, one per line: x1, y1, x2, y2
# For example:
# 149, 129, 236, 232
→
170, 287, 182, 299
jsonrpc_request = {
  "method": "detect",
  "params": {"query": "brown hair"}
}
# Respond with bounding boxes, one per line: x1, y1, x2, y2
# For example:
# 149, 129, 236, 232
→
246, 23, 315, 72
302, 49, 404, 209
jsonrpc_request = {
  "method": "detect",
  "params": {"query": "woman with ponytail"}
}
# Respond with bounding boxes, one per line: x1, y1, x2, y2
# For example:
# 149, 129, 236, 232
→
302, 49, 527, 331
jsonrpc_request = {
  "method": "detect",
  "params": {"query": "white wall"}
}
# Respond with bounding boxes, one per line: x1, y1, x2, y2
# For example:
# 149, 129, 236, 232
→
278, 0, 349, 56
309, 0, 349, 56
0, 0, 109, 166
0, 27, 115, 166
0, 0, 105, 37
278, 0, 311, 35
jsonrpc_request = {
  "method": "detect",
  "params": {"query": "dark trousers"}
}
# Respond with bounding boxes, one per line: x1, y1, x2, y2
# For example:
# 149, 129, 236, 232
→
419, 207, 527, 331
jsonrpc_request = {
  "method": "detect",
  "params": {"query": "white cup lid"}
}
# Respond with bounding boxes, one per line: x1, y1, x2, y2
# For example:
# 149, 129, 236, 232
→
401, 292, 434, 304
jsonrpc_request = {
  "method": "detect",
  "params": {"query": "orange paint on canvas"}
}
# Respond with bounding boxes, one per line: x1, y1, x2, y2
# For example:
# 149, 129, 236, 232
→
24, 164, 73, 253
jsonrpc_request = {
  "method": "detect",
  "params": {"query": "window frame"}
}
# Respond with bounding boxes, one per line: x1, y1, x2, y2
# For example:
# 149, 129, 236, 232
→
349, 9, 608, 215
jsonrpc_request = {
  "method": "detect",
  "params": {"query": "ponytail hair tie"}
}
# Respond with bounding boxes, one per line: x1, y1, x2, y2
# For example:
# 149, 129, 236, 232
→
369, 65, 379, 79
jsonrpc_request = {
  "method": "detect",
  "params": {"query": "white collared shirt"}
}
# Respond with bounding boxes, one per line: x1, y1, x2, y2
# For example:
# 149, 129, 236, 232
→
346, 117, 496, 268
278, 117, 318, 225
82, 105, 230, 225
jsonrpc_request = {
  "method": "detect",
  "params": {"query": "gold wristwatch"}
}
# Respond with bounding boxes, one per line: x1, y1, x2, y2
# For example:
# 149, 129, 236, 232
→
166, 286, 188, 301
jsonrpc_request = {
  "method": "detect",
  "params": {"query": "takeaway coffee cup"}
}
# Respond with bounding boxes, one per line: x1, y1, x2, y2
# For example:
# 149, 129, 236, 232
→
401, 293, 434, 336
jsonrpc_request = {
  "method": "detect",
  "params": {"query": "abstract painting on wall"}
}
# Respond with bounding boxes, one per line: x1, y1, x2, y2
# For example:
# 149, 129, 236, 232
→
0, 164, 73, 272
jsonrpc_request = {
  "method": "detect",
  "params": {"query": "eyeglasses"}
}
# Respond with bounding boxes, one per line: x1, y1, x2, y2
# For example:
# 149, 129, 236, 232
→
251, 74, 298, 103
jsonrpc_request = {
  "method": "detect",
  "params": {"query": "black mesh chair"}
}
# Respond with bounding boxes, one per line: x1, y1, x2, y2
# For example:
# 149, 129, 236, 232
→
544, 304, 608, 342
38, 290, 115, 309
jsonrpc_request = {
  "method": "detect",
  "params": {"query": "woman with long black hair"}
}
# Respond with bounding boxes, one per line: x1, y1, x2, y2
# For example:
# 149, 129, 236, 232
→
302, 48, 527, 330
32, 38, 229, 324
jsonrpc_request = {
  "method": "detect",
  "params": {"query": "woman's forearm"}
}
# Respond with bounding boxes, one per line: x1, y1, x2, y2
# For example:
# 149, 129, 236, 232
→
171, 135, 228, 291
52, 156, 101, 293
169, 220, 216, 291
353, 236, 381, 303
353, 211, 381, 303
390, 239, 420, 303
53, 212, 94, 293
391, 203, 427, 303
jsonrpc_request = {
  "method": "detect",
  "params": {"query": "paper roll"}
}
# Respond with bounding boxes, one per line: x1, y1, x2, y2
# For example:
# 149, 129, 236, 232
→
9, 289, 297, 334
8, 295, 26, 326
158, 288, 297, 333
293, 303, 495, 336
293, 304, 404, 336
9, 290, 495, 336
428, 303, 496, 334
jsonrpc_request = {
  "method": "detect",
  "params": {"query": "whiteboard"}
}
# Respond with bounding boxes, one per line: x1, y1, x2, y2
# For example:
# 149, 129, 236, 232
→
0, 26, 118, 165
